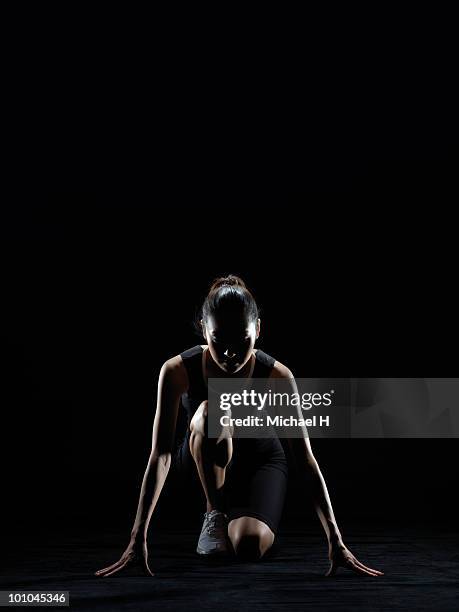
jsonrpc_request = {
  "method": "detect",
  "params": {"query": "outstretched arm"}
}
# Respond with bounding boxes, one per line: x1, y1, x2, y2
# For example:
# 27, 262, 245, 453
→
287, 435, 343, 549
130, 356, 186, 541
271, 364, 384, 577
95, 355, 187, 577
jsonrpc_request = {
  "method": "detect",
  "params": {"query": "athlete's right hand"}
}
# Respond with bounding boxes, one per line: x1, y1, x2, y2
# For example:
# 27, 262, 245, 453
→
94, 539, 154, 577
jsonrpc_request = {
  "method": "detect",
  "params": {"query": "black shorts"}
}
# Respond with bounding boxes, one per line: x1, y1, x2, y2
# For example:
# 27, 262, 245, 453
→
172, 431, 288, 535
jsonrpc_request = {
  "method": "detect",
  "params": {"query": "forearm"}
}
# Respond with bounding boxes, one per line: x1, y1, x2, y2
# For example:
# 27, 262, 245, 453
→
287, 432, 344, 547
304, 460, 344, 547
130, 451, 171, 542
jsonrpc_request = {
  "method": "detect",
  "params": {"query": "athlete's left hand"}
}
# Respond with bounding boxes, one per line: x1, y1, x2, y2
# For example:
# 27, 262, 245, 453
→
326, 543, 384, 577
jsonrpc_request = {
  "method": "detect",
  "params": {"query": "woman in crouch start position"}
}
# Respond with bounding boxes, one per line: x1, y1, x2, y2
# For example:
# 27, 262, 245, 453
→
95, 275, 384, 578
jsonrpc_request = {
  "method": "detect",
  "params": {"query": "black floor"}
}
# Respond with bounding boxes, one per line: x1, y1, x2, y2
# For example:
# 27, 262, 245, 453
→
3, 523, 459, 611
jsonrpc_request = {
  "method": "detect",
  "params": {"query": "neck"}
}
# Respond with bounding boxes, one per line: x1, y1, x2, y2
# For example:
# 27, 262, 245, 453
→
205, 348, 254, 379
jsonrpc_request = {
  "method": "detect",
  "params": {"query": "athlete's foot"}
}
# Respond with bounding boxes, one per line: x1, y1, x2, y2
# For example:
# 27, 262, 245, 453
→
196, 510, 229, 555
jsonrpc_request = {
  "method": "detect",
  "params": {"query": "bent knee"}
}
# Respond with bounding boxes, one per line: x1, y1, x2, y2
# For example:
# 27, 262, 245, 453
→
228, 517, 274, 561
189, 401, 208, 436
189, 401, 232, 467
189, 426, 232, 468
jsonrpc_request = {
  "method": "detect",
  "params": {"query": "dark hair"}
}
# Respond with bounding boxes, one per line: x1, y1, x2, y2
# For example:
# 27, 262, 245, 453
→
199, 275, 259, 332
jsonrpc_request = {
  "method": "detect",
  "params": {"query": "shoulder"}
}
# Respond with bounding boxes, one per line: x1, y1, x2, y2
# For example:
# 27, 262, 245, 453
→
161, 353, 186, 373
269, 358, 294, 380
254, 349, 294, 379
159, 354, 188, 391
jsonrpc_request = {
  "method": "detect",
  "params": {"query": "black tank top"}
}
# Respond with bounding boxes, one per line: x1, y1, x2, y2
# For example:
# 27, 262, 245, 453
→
180, 344, 276, 423
178, 345, 288, 470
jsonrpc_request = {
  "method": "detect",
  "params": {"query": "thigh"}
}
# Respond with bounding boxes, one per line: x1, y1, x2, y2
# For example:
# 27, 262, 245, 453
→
225, 444, 288, 535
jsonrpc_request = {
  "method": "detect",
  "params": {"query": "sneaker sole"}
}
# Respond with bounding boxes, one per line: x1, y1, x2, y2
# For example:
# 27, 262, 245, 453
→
196, 545, 229, 556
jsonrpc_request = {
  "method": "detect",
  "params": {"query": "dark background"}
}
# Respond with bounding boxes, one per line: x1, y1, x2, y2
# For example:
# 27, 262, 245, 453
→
2, 9, 457, 553
2, 172, 457, 547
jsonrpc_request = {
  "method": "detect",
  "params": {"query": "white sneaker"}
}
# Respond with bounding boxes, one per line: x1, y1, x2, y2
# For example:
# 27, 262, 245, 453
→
196, 510, 229, 555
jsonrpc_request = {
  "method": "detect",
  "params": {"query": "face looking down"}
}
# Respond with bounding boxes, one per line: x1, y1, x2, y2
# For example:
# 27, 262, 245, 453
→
202, 313, 260, 374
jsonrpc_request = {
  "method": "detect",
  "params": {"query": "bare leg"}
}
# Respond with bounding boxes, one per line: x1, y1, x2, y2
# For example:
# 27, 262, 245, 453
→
189, 400, 233, 512
228, 516, 275, 561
